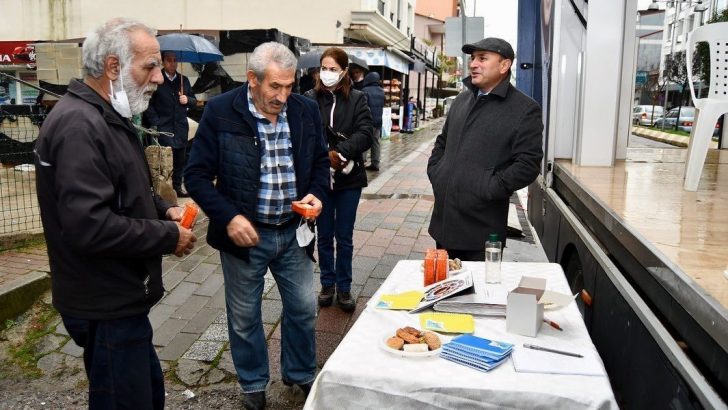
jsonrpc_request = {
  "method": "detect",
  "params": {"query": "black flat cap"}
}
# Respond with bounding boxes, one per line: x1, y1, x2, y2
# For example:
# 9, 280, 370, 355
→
462, 37, 514, 60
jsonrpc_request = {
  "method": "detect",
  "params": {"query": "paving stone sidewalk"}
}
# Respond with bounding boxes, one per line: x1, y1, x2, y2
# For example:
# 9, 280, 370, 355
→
0, 116, 547, 408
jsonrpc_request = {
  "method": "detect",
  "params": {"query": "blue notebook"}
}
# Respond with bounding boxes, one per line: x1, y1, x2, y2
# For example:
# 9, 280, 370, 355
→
447, 334, 513, 359
442, 345, 505, 364
441, 351, 510, 372
440, 334, 513, 372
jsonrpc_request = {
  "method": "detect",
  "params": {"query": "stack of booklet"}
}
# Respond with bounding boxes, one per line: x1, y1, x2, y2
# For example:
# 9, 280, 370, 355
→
441, 334, 514, 372
432, 285, 508, 316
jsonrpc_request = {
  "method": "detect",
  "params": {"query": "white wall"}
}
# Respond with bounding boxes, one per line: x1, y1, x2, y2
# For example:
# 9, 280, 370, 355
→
549, 0, 586, 160
0, 0, 370, 44
575, 0, 626, 166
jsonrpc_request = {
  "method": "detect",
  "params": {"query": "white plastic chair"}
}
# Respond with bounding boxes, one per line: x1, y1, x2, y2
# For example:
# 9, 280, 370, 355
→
683, 22, 728, 191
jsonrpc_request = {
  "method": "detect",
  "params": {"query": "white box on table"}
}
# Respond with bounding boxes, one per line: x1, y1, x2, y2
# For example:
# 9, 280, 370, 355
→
506, 276, 574, 337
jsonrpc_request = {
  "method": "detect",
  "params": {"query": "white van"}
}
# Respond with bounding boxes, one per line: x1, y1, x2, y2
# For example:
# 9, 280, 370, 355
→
632, 105, 664, 126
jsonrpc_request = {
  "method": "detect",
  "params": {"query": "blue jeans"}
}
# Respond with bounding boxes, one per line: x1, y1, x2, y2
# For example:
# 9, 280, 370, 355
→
317, 188, 362, 292
61, 313, 164, 410
220, 223, 316, 393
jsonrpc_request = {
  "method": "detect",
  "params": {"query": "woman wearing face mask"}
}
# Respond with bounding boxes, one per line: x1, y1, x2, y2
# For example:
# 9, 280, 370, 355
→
304, 47, 373, 312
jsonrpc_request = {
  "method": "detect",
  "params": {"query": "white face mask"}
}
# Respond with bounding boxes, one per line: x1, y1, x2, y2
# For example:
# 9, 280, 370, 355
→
320, 70, 342, 88
108, 70, 133, 118
296, 218, 315, 247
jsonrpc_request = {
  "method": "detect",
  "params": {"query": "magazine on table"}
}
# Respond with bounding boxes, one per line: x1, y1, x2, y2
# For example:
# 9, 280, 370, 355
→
433, 284, 508, 316
409, 271, 474, 314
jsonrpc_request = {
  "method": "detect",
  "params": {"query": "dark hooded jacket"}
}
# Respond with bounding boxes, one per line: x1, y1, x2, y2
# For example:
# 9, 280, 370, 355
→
35, 79, 179, 320
427, 76, 543, 250
361, 72, 384, 129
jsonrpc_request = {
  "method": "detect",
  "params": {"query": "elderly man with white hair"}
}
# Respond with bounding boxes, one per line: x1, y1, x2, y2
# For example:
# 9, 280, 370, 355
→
185, 42, 329, 410
34, 18, 196, 409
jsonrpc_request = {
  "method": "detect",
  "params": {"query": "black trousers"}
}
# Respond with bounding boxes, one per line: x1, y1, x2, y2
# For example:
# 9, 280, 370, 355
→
172, 147, 186, 191
62, 313, 164, 409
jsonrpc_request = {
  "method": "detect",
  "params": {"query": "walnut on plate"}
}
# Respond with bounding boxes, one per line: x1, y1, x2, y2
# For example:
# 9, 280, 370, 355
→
448, 258, 462, 271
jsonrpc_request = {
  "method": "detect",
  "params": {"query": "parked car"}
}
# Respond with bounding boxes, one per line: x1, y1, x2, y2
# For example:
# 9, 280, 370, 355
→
632, 105, 664, 126
653, 106, 721, 136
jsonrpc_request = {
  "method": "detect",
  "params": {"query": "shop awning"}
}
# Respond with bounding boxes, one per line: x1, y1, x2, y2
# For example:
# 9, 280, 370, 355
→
342, 46, 412, 74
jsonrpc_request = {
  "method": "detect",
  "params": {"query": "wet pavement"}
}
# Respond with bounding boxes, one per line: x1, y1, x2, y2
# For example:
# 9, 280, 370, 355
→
0, 116, 547, 408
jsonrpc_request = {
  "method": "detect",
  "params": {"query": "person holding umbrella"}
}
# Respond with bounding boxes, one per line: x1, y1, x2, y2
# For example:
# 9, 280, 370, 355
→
144, 51, 196, 198
304, 47, 373, 312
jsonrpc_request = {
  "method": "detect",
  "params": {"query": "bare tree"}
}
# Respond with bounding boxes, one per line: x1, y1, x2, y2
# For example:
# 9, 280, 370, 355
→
664, 51, 702, 130
644, 73, 666, 126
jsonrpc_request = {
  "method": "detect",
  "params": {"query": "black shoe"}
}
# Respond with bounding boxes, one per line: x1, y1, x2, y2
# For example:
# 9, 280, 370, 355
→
337, 291, 356, 312
175, 187, 190, 198
365, 165, 379, 171
318, 285, 335, 307
242, 391, 266, 410
283, 380, 314, 397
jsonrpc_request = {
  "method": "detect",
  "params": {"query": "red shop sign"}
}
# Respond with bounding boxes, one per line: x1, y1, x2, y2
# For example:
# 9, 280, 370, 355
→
0, 41, 36, 66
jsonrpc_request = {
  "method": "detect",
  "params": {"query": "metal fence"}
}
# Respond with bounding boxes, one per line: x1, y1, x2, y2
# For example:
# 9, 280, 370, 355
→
0, 107, 45, 237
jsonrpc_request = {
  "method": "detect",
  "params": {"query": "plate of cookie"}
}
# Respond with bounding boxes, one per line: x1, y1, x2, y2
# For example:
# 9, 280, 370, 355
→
380, 326, 444, 358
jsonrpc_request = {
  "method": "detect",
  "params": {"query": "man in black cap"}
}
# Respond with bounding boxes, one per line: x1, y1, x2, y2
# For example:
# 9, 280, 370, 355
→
427, 37, 543, 261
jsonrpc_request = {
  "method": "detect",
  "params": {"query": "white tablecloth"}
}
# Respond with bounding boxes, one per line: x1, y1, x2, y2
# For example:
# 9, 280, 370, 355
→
304, 261, 617, 409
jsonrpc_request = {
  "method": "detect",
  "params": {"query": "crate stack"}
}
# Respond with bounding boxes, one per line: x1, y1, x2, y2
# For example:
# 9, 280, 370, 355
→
33, 42, 83, 88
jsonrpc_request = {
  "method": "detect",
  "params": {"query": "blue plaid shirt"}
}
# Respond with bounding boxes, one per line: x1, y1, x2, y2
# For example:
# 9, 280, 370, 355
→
247, 89, 297, 225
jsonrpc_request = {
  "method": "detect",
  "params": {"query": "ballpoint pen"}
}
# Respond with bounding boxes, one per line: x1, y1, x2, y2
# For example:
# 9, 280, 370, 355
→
523, 343, 583, 358
543, 318, 563, 331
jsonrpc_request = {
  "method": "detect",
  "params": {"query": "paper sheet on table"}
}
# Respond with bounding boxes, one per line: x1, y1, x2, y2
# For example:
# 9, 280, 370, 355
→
375, 290, 424, 310
540, 290, 578, 309
419, 312, 475, 333
511, 345, 605, 376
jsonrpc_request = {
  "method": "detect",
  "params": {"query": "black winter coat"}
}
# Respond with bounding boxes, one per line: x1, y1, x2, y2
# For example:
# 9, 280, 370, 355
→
427, 77, 543, 250
361, 72, 384, 129
35, 79, 179, 320
144, 71, 196, 148
304, 87, 373, 190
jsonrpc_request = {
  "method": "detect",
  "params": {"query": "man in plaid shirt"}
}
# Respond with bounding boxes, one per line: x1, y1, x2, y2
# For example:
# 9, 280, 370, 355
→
184, 42, 329, 410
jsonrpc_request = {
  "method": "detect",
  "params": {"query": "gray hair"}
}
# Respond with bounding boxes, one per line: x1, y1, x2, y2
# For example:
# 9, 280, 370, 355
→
83, 18, 157, 78
248, 42, 297, 80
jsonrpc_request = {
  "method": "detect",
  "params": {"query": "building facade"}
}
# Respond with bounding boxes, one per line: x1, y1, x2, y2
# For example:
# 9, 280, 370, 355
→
657, 0, 727, 104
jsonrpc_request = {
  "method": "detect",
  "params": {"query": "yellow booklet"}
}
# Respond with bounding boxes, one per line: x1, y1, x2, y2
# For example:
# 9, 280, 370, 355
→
376, 290, 424, 310
419, 312, 475, 333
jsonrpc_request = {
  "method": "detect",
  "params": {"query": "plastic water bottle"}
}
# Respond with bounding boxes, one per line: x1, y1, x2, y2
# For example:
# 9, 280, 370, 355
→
485, 233, 502, 284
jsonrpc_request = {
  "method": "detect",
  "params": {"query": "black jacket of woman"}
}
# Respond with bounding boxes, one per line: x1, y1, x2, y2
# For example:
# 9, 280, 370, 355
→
304, 86, 373, 191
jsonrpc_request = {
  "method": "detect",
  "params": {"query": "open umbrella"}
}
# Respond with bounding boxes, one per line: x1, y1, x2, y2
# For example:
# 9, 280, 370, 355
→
348, 55, 369, 71
297, 49, 323, 70
157, 33, 223, 93
157, 33, 223, 64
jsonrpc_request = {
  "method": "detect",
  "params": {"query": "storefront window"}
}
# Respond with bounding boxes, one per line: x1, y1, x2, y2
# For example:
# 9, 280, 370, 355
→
0, 71, 18, 104
19, 72, 39, 104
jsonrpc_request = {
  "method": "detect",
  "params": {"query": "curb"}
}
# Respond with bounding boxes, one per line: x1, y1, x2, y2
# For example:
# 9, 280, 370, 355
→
0, 270, 51, 328
632, 126, 719, 149
632, 126, 689, 147
0, 231, 45, 252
